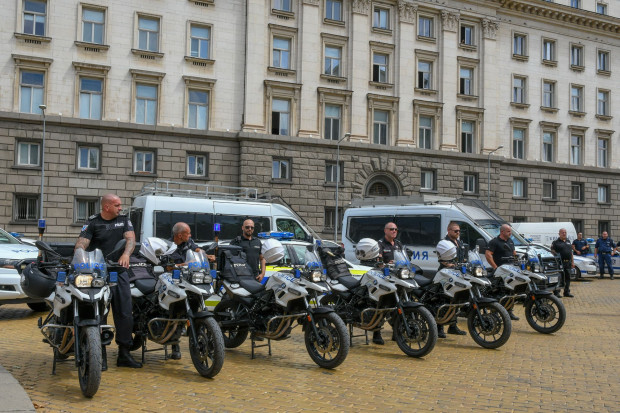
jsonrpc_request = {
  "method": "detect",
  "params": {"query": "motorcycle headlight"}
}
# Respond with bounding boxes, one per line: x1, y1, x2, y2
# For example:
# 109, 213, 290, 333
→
75, 274, 94, 288
398, 268, 410, 279
473, 266, 483, 277
191, 272, 205, 284
91, 277, 105, 288
311, 270, 322, 283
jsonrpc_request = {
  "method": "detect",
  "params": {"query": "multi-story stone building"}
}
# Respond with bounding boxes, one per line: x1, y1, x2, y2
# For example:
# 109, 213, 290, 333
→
1, 0, 618, 241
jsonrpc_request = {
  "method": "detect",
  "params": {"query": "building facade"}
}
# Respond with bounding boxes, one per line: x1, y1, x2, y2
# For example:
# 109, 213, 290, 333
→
1, 0, 619, 241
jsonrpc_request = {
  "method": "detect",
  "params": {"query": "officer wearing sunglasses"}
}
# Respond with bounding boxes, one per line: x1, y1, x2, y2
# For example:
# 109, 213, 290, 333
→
230, 219, 266, 281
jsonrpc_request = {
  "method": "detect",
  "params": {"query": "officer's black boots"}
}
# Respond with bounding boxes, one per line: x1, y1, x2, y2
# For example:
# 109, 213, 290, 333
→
508, 311, 520, 321
117, 346, 143, 368
170, 344, 182, 360
447, 324, 467, 335
372, 330, 385, 345
437, 325, 446, 339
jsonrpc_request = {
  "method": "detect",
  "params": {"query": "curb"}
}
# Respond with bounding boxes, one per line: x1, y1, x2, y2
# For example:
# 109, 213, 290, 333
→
0, 364, 35, 412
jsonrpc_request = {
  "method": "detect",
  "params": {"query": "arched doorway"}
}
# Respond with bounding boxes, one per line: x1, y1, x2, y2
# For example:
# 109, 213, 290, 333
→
364, 173, 401, 197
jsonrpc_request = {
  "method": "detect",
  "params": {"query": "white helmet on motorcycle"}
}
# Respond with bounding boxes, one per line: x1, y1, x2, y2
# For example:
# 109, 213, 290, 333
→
355, 238, 380, 261
261, 238, 285, 264
436, 240, 457, 261
140, 237, 177, 265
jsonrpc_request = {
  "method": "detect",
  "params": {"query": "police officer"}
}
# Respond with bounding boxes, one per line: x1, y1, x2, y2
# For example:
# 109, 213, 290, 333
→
485, 224, 517, 271
75, 194, 142, 369
229, 219, 266, 281
595, 231, 616, 280
551, 228, 575, 297
572, 232, 590, 256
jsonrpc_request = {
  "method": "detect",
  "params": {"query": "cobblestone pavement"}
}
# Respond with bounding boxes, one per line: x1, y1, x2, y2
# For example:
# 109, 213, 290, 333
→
1, 279, 619, 412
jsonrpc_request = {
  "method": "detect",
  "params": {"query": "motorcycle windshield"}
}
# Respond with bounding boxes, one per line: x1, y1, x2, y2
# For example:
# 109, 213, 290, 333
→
304, 250, 323, 272
392, 250, 411, 269
468, 250, 484, 266
71, 248, 107, 277
185, 249, 210, 272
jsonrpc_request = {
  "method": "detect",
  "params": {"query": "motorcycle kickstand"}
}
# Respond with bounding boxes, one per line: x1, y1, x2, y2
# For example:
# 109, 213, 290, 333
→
141, 337, 147, 365
251, 335, 271, 359
348, 324, 353, 347
51, 349, 58, 375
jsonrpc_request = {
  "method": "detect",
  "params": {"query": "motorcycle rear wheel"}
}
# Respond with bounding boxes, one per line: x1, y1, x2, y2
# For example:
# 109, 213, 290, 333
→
77, 326, 102, 398
213, 299, 249, 348
189, 317, 225, 378
393, 306, 437, 358
524, 294, 566, 334
467, 302, 512, 349
304, 312, 349, 369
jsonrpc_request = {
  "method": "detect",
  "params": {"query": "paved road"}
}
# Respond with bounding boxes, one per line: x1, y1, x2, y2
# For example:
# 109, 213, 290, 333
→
1, 279, 619, 412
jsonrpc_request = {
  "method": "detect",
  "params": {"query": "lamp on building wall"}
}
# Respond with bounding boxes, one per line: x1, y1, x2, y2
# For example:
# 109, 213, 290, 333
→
38, 104, 46, 239
335, 132, 351, 243
487, 145, 504, 207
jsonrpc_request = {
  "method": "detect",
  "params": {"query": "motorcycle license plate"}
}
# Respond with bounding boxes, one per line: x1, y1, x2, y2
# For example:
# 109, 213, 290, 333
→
548, 276, 558, 284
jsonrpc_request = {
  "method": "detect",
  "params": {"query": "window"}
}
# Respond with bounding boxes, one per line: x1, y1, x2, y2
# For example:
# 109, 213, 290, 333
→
79, 77, 103, 120
373, 6, 389, 30
324, 46, 341, 76
187, 153, 207, 177
19, 71, 44, 114
372, 53, 388, 83
138, 16, 159, 52
190, 25, 210, 60
418, 16, 433, 38
571, 0, 580, 8
461, 121, 474, 153
77, 146, 100, 170
570, 134, 582, 165
598, 138, 609, 168
513, 33, 527, 57
418, 61, 432, 90
570, 85, 583, 112
23, 0, 46, 36
82, 8, 104, 44
571, 182, 584, 202
325, 0, 342, 21
324, 208, 343, 231
513, 128, 525, 159
598, 221, 610, 235
271, 99, 290, 135
542, 132, 554, 162
543, 180, 556, 200
14, 195, 39, 221
513, 76, 526, 104
135, 84, 158, 125
459, 67, 473, 95
272, 158, 291, 180
421, 170, 436, 191
598, 50, 610, 72
460, 24, 474, 46
542, 39, 555, 61
596, 2, 607, 14
597, 90, 610, 116
572, 219, 583, 234
373, 110, 389, 145
16, 142, 40, 166
598, 185, 609, 203
325, 162, 343, 183
188, 89, 209, 130
418, 116, 433, 149
75, 198, 98, 223
513, 217, 527, 223
570, 45, 584, 68
463, 174, 477, 194
134, 150, 155, 174
324, 104, 341, 140
273, 37, 291, 69
542, 80, 555, 108
274, 0, 291, 12
513, 178, 526, 198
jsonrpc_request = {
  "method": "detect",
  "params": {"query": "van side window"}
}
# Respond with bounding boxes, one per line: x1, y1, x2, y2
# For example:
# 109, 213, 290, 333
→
455, 221, 485, 248
347, 216, 393, 242
394, 215, 441, 246
154, 211, 214, 241
129, 208, 143, 242
216, 215, 271, 240
276, 218, 307, 241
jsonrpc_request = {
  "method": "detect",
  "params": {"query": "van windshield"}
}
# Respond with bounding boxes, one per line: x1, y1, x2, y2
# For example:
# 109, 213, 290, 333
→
478, 221, 529, 246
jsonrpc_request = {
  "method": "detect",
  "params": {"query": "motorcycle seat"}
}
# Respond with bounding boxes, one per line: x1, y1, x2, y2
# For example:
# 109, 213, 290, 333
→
134, 278, 157, 295
238, 277, 265, 295
413, 275, 433, 288
336, 275, 360, 290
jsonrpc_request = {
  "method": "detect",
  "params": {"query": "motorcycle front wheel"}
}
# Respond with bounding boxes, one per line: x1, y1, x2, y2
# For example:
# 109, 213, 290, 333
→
393, 306, 438, 358
524, 294, 566, 334
304, 312, 349, 369
189, 317, 225, 378
467, 302, 512, 349
77, 326, 102, 398
213, 299, 249, 348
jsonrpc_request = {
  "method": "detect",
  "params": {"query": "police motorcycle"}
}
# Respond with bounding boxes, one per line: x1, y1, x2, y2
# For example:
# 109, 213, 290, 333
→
20, 241, 119, 398
213, 236, 350, 369
476, 249, 566, 334
318, 239, 438, 358
411, 240, 512, 349
128, 237, 225, 378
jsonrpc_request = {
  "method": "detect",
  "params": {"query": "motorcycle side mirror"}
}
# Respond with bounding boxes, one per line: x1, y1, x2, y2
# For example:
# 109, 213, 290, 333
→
153, 266, 165, 276
475, 238, 488, 254
405, 247, 413, 260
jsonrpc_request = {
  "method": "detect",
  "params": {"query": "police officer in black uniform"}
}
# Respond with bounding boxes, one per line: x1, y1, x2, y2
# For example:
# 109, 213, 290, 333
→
485, 224, 516, 271
595, 231, 616, 280
572, 232, 590, 256
229, 219, 266, 281
551, 228, 575, 297
75, 194, 142, 369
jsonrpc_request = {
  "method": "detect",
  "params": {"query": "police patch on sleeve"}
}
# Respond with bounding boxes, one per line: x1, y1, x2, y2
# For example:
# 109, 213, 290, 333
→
81, 224, 88, 232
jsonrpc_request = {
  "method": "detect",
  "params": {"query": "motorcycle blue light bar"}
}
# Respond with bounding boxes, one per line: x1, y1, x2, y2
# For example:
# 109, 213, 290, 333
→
213, 223, 221, 232
172, 270, 181, 280
383, 267, 389, 277
210, 269, 217, 279
57, 271, 66, 283
294, 269, 301, 278
461, 265, 467, 274
257, 231, 294, 240
109, 272, 118, 283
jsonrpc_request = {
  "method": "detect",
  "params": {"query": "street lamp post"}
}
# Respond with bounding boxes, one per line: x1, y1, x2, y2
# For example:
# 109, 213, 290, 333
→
39, 104, 46, 239
335, 132, 351, 243
487, 145, 504, 207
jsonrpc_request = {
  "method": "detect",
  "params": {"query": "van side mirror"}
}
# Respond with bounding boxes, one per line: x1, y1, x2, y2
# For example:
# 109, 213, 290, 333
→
475, 238, 487, 254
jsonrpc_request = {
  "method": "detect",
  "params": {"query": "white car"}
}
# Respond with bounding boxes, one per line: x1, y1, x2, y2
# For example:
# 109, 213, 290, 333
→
0, 228, 47, 311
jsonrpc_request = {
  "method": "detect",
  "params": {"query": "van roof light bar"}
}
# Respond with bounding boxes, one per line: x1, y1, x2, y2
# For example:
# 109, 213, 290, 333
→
257, 231, 294, 240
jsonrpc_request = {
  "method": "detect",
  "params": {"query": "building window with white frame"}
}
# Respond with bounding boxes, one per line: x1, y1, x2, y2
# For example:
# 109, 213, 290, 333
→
82, 8, 104, 44
373, 110, 389, 145
513, 33, 527, 56
188, 89, 209, 130
598, 138, 609, 168
79, 77, 103, 120
272, 158, 291, 180
460, 24, 474, 46
373, 6, 389, 30
187, 153, 207, 177
513, 178, 526, 198
324, 46, 341, 77
571, 0, 581, 8
512, 128, 525, 159
570, 85, 583, 113
459, 67, 473, 95
324, 207, 343, 231
597, 50, 610, 72
542, 39, 555, 61
14, 194, 39, 221
421, 169, 436, 191
75, 198, 98, 223
542, 80, 555, 108
543, 180, 556, 200
418, 116, 433, 149
418, 61, 432, 90
274, 0, 291, 12
570, 44, 584, 67
135, 84, 158, 125
597, 90, 610, 116
372, 53, 388, 83
190, 25, 211, 60
134, 150, 155, 174
273, 37, 291, 69
542, 132, 554, 162
16, 141, 40, 166
513, 76, 526, 104
325, 162, 343, 184
463, 174, 477, 194
325, 0, 342, 21
598, 185, 609, 203
571, 182, 584, 202
23, 0, 46, 36
77, 146, 100, 170
19, 71, 44, 114
272, 99, 290, 135
324, 104, 341, 140
596, 2, 607, 14
461, 121, 474, 153
418, 16, 433, 38
570, 134, 582, 165
138, 16, 159, 52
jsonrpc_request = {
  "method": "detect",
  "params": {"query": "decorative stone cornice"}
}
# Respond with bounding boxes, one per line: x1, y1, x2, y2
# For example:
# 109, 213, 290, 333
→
441, 10, 460, 32
481, 19, 499, 39
352, 0, 371, 15
398, 0, 417, 24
